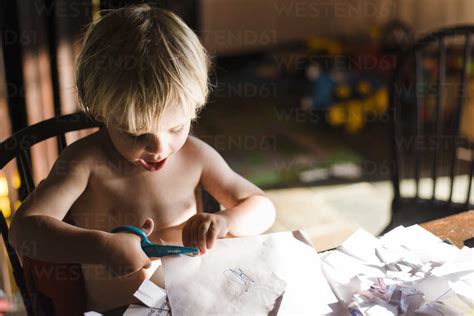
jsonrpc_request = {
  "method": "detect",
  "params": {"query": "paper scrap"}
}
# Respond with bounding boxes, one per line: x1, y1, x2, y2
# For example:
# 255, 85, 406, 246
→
133, 279, 167, 308
340, 229, 382, 264
123, 304, 171, 316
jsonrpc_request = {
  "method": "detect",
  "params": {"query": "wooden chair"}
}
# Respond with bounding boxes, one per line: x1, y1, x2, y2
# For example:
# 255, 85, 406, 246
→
386, 25, 474, 232
0, 112, 219, 315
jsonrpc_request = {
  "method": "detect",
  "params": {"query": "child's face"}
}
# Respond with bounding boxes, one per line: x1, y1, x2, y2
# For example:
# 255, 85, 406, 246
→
107, 105, 192, 171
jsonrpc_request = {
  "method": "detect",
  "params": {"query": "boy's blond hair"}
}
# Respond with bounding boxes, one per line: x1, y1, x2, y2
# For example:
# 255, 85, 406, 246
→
75, 4, 211, 133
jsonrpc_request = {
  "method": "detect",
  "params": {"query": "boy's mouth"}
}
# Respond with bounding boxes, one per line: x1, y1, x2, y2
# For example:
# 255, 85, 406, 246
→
139, 158, 167, 171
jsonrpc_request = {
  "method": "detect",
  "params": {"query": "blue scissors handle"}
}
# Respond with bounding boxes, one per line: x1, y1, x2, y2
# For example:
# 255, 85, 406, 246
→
111, 225, 153, 247
110, 225, 198, 258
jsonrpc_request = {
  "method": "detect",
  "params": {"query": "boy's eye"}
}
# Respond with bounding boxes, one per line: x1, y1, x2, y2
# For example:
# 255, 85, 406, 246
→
124, 132, 148, 140
171, 126, 184, 134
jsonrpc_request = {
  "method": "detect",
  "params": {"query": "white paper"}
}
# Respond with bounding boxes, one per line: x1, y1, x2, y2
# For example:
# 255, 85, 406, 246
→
133, 279, 167, 308
450, 276, 474, 307
83, 312, 102, 316
339, 229, 383, 264
123, 304, 171, 316
411, 301, 464, 315
432, 247, 474, 277
161, 231, 339, 316
380, 225, 441, 247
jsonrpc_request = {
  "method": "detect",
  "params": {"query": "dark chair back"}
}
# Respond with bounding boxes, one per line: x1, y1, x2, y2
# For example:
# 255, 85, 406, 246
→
387, 25, 474, 231
0, 112, 101, 315
0, 210, 35, 314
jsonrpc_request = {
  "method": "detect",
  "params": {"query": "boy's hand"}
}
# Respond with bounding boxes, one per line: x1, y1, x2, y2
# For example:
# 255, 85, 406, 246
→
182, 213, 229, 255
101, 218, 154, 277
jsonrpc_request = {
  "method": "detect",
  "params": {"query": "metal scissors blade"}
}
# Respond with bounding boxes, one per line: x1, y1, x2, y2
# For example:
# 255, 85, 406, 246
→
111, 225, 199, 258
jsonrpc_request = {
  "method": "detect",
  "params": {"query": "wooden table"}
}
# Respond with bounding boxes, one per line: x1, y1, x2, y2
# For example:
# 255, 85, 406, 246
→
420, 210, 474, 248
104, 210, 474, 315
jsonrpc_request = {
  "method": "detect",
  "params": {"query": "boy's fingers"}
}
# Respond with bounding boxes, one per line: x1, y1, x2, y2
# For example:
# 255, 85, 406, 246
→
112, 266, 135, 278
207, 222, 217, 249
183, 217, 198, 247
143, 258, 152, 269
141, 218, 155, 236
182, 219, 198, 248
182, 220, 192, 246
189, 220, 201, 247
198, 221, 210, 254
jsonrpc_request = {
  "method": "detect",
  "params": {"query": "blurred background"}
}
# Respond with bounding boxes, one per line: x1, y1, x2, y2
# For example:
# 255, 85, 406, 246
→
1, 0, 474, 313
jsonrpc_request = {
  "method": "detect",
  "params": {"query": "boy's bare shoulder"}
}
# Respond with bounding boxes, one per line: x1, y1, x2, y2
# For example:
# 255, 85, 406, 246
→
182, 135, 220, 160
181, 135, 230, 175
55, 130, 107, 168
16, 130, 109, 221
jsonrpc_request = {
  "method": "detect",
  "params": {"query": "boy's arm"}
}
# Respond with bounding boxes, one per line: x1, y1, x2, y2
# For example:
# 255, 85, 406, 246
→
196, 138, 276, 237
9, 143, 109, 264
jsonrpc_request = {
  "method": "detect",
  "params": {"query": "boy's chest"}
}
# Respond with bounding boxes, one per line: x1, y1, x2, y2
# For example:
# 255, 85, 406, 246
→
70, 156, 202, 241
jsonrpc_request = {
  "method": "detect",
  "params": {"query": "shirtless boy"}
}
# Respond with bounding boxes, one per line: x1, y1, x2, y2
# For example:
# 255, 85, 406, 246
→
9, 4, 275, 312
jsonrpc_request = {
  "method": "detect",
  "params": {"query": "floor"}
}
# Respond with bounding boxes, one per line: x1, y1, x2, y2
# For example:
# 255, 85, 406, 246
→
265, 181, 392, 251
265, 175, 473, 252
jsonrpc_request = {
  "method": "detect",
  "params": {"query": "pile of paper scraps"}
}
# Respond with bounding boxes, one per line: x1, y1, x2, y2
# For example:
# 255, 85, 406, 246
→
84, 225, 472, 316
320, 225, 473, 315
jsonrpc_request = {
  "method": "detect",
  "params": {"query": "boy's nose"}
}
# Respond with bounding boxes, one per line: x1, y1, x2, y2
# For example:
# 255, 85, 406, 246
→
145, 135, 163, 154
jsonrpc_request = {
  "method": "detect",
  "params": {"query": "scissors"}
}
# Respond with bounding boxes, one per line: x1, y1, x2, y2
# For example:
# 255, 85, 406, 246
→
111, 225, 199, 258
